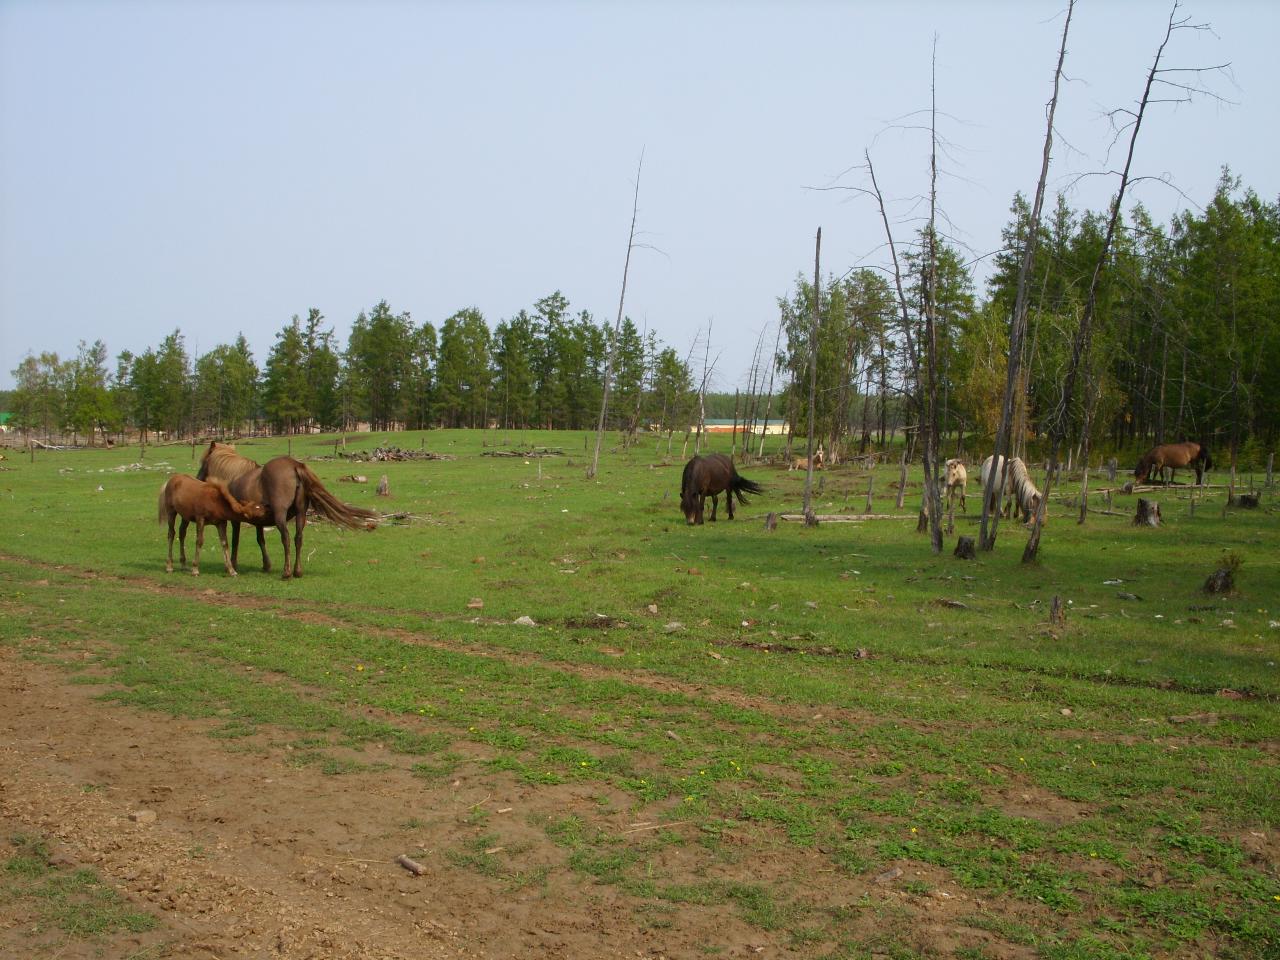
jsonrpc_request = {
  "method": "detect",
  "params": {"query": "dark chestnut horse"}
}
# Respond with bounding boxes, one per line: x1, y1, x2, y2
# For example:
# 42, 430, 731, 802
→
197, 441, 378, 579
680, 453, 764, 525
1134, 441, 1212, 486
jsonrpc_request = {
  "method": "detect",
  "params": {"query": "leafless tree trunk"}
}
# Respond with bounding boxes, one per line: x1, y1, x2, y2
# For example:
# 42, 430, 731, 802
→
1025, 2, 1193, 562
979, 0, 1074, 551
758, 323, 784, 460
803, 228, 822, 520
919, 40, 945, 555
588, 154, 643, 479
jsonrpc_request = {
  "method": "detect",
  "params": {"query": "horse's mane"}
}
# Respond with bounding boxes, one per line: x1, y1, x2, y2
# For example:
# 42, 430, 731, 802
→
202, 442, 261, 483
203, 476, 248, 512
1008, 457, 1041, 509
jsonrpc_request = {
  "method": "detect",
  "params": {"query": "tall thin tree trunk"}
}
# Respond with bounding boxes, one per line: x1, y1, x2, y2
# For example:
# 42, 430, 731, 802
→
920, 39, 945, 555
588, 154, 643, 480
803, 228, 822, 520
1025, 2, 1176, 562
980, 0, 1073, 552
758, 323, 784, 460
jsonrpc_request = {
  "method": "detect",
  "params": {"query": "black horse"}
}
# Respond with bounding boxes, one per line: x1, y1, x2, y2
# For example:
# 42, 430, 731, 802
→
680, 453, 765, 525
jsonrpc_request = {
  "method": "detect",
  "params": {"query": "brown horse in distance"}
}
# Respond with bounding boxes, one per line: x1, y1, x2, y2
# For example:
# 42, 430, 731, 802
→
197, 442, 379, 579
1134, 441, 1212, 486
680, 453, 765, 525
158, 474, 268, 576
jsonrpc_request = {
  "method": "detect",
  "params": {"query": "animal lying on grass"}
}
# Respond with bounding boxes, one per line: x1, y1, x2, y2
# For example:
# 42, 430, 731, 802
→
789, 445, 825, 472
158, 474, 268, 576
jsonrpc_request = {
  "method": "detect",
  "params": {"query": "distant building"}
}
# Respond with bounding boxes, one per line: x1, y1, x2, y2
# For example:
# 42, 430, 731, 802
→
700, 418, 787, 435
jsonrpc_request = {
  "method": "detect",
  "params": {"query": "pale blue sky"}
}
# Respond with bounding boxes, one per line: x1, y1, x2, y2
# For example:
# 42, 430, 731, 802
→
2, 1, 1275, 391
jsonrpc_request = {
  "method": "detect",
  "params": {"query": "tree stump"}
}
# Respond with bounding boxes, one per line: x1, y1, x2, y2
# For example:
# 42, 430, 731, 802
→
1133, 498, 1161, 527
764, 512, 778, 531
864, 475, 874, 514
953, 536, 975, 560
1106, 457, 1117, 482
916, 509, 929, 533
1048, 595, 1066, 625
1203, 568, 1234, 594
376, 474, 390, 497
803, 509, 818, 528
1229, 493, 1260, 509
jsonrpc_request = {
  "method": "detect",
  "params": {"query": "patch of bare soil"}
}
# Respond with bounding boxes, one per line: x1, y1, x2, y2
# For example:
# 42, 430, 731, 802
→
0, 642, 1055, 960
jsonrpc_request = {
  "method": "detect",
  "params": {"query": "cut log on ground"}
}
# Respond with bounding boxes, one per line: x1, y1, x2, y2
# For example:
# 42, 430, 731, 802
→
395, 854, 427, 876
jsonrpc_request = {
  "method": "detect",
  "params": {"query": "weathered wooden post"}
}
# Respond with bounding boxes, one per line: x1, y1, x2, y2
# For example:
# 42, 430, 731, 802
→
864, 475, 875, 514
895, 450, 908, 510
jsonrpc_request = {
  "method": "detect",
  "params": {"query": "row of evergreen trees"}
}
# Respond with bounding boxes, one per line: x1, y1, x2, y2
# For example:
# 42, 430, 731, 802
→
6, 173, 1277, 463
5, 292, 700, 444
770, 171, 1279, 463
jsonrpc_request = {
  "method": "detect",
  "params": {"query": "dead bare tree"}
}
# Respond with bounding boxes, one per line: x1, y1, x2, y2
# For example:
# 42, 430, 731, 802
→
979, 0, 1074, 551
803, 228, 822, 521
588, 153, 643, 480
919, 39, 945, 555
1025, 1, 1223, 561
757, 322, 785, 460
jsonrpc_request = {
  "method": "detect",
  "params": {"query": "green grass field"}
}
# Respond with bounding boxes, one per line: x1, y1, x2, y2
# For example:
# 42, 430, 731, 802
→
1, 430, 1277, 958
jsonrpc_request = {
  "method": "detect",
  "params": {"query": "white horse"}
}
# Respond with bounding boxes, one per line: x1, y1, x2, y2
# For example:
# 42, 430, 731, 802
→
941, 459, 967, 513
979, 455, 1042, 523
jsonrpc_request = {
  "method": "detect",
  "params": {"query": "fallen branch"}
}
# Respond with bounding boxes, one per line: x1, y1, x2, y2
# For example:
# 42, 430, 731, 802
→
777, 513, 905, 522
620, 820, 692, 836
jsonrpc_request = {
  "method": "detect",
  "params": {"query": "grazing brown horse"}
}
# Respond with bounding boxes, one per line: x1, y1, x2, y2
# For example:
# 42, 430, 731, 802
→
197, 441, 379, 579
158, 474, 268, 576
1134, 441, 1212, 486
680, 453, 764, 525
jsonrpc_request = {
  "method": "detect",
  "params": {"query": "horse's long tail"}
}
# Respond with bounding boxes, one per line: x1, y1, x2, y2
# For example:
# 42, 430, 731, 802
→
730, 474, 765, 505
296, 463, 380, 529
157, 482, 169, 525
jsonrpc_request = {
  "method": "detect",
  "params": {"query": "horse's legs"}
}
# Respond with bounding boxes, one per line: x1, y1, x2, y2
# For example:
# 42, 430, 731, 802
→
229, 521, 239, 571
291, 511, 306, 578
696, 493, 705, 525
216, 521, 236, 576
256, 524, 271, 573
709, 493, 718, 521
178, 517, 191, 567
274, 508, 293, 580
165, 513, 177, 573
191, 519, 204, 575
727, 489, 735, 520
